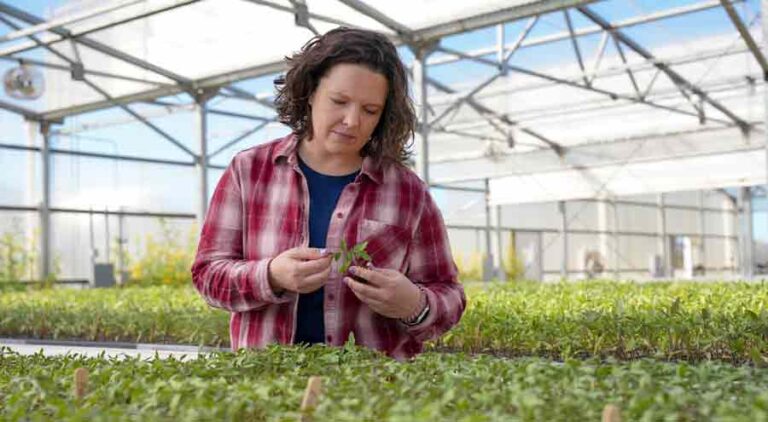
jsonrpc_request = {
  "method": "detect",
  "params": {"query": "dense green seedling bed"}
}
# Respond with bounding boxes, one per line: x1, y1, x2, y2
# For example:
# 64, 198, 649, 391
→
437, 280, 768, 362
0, 286, 229, 346
2, 345, 768, 421
2, 280, 768, 362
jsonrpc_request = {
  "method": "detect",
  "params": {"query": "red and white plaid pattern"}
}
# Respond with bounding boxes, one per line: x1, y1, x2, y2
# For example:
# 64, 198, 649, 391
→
191, 134, 466, 359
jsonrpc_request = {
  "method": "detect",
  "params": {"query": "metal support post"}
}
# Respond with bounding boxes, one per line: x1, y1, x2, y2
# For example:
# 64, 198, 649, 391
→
559, 200, 568, 279
411, 41, 437, 184
39, 122, 51, 280
496, 204, 506, 281
738, 186, 754, 278
194, 88, 218, 227
104, 206, 110, 263
597, 197, 609, 272
698, 190, 707, 275
118, 207, 125, 285
657, 193, 668, 277
483, 178, 493, 281
612, 198, 620, 279
722, 194, 737, 274
24, 120, 38, 279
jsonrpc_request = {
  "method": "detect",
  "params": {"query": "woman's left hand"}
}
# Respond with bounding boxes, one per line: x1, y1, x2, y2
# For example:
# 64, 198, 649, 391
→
344, 265, 421, 319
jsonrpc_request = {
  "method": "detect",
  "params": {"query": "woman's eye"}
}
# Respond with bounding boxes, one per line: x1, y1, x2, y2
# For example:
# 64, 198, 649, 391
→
331, 98, 345, 105
365, 109, 378, 115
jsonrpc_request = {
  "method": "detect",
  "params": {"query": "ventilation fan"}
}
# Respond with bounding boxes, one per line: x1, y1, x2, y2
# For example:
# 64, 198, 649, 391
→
3, 64, 44, 100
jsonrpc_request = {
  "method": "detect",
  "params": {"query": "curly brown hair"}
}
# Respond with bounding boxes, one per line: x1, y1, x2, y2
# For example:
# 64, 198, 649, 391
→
274, 27, 415, 164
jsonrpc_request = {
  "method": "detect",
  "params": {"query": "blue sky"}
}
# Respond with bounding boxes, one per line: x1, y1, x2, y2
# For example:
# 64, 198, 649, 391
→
1, 0, 766, 240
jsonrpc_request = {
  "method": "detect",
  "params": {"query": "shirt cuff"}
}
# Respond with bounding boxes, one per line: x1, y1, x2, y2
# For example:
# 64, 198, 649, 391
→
254, 258, 292, 305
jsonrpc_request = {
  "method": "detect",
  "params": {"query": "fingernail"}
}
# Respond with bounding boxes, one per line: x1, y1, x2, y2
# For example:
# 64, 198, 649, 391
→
319, 248, 328, 256
349, 267, 356, 274
366, 262, 375, 269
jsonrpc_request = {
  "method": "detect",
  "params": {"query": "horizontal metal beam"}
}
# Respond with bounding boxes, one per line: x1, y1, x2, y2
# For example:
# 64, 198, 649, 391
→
413, 0, 597, 42
442, 74, 760, 129
54, 100, 275, 135
0, 14, 199, 160
49, 207, 196, 219
430, 184, 486, 193
427, 48, 742, 128
0, 0, 200, 58
433, 133, 764, 185
0, 142, 227, 170
0, 204, 197, 219
41, 61, 286, 120
425, 73, 565, 152
446, 224, 738, 239
426, 0, 737, 67
209, 120, 272, 158
429, 44, 752, 107
0, 98, 40, 120
337, 0, 413, 36
578, 5, 749, 129
0, 2, 191, 85
504, 64, 734, 125
0, 55, 174, 87
223, 86, 276, 110
242, 0, 359, 29
0, 204, 37, 212
148, 99, 274, 122
0, 0, 143, 43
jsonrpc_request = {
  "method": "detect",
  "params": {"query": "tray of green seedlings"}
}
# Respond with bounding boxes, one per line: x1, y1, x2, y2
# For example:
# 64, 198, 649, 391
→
438, 280, 768, 362
0, 285, 229, 346
3, 343, 768, 421
3, 279, 768, 363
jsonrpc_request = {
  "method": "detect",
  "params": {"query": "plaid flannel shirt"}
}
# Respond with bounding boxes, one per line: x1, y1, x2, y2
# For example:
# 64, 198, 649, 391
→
191, 134, 466, 359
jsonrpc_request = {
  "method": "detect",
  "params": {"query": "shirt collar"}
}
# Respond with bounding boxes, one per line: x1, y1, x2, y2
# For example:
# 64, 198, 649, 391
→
273, 133, 384, 185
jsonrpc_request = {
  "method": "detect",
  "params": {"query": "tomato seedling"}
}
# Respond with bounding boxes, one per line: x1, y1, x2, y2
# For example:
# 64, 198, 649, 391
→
333, 239, 371, 281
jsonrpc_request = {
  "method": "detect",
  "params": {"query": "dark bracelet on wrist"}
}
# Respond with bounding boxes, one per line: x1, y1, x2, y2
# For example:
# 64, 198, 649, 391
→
401, 286, 429, 326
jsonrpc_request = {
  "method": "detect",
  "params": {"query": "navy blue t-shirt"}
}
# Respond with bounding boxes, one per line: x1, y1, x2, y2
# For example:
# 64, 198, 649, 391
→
294, 156, 359, 345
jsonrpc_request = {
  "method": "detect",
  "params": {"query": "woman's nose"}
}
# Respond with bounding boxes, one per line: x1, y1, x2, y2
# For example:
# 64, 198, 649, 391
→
343, 106, 360, 128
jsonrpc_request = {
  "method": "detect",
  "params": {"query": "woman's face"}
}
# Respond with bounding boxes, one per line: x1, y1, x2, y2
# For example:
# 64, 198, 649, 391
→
307, 63, 388, 160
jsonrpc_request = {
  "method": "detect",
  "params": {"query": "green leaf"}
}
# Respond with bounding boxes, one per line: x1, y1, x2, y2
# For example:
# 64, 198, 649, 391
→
750, 347, 766, 368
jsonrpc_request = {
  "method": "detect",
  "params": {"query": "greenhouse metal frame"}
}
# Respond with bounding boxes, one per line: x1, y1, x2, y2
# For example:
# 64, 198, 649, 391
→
0, 0, 764, 281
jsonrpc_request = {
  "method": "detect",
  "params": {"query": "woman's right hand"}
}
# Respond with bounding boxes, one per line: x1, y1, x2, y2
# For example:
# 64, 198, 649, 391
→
267, 247, 333, 294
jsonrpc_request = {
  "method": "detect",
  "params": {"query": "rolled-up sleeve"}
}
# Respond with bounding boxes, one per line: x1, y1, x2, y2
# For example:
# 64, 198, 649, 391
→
190, 157, 290, 312
403, 189, 466, 342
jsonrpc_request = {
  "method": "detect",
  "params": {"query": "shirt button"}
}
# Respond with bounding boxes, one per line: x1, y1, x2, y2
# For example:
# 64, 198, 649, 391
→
328, 294, 335, 301
326, 335, 333, 342
336, 212, 343, 219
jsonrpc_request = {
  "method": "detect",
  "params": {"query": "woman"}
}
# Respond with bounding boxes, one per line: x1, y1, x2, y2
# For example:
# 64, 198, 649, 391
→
191, 27, 465, 360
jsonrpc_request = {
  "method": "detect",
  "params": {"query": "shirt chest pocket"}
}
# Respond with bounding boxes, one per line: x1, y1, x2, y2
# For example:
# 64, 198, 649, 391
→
356, 218, 412, 272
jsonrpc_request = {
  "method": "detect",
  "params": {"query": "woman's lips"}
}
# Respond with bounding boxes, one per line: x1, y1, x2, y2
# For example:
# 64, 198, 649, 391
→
332, 131, 356, 141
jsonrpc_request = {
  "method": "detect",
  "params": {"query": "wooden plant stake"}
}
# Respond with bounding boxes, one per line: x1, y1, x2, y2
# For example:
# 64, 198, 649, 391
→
299, 376, 323, 421
602, 404, 621, 422
73, 367, 89, 401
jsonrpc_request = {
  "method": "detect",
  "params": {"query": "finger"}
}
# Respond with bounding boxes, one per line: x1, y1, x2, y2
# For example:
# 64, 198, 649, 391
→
290, 247, 331, 260
344, 276, 385, 303
300, 265, 332, 289
296, 255, 333, 276
347, 283, 385, 310
349, 266, 388, 287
